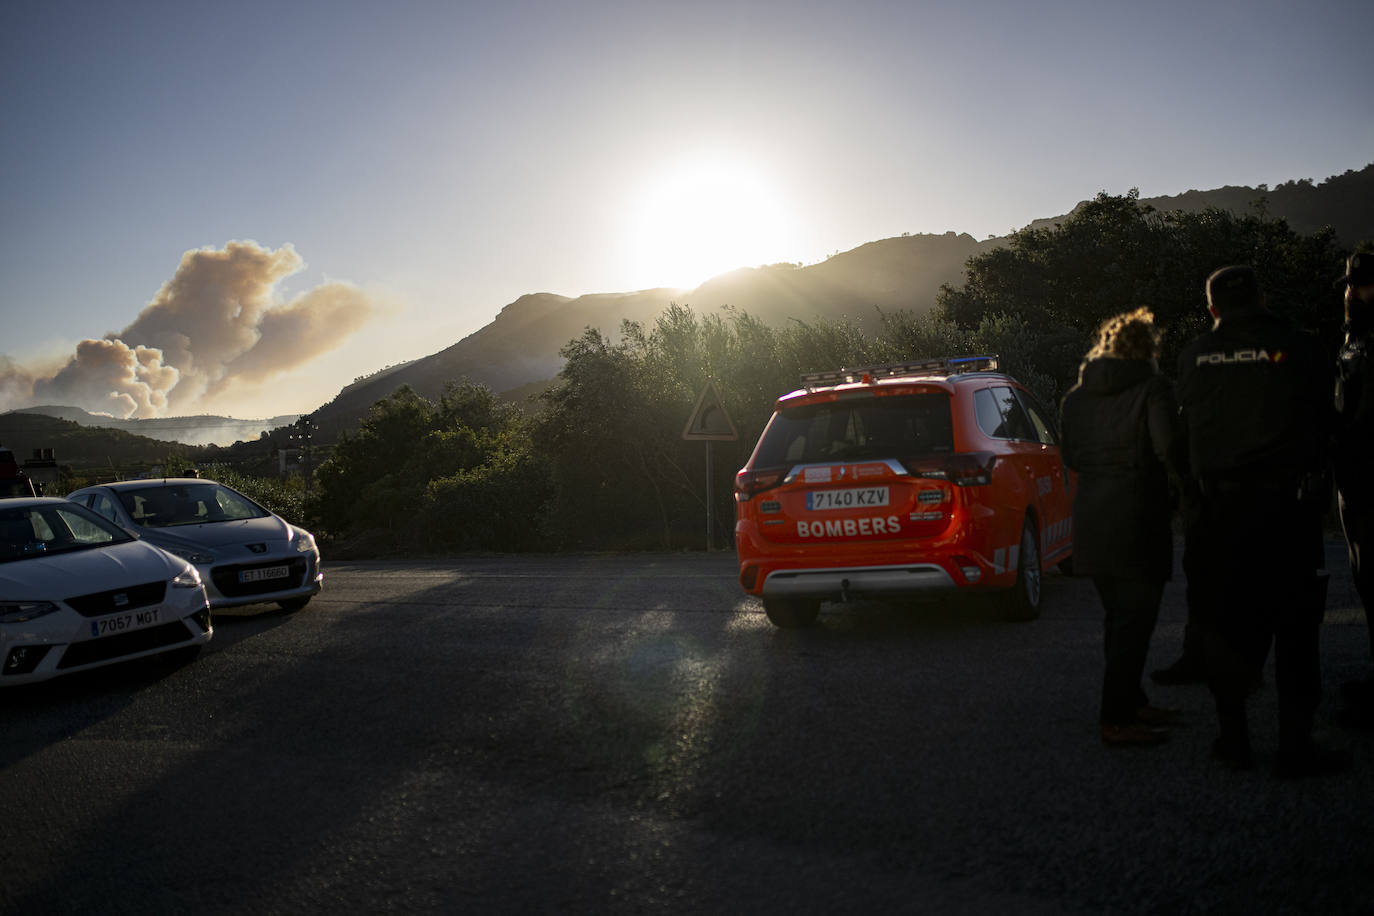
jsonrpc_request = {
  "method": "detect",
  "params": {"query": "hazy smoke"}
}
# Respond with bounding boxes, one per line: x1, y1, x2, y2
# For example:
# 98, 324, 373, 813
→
28, 241, 373, 418
36, 340, 179, 418
0, 356, 39, 412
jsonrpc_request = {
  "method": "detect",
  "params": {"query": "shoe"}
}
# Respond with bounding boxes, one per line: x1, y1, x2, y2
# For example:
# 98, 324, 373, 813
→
1150, 658, 1206, 686
1135, 704, 1184, 726
1273, 743, 1352, 779
1211, 737, 1254, 771
1102, 723, 1169, 747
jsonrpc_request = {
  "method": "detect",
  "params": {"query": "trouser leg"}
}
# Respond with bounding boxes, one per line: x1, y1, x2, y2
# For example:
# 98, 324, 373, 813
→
1192, 502, 1270, 748
1276, 572, 1326, 753
1180, 535, 1207, 666
1339, 493, 1374, 663
1097, 576, 1164, 725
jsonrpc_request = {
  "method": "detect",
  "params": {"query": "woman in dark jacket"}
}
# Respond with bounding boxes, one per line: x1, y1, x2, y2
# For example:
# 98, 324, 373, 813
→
1060, 307, 1183, 747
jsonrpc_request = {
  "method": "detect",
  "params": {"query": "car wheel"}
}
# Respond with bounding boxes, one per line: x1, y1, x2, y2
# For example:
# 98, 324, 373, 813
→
762, 597, 820, 628
1003, 518, 1042, 622
278, 596, 312, 612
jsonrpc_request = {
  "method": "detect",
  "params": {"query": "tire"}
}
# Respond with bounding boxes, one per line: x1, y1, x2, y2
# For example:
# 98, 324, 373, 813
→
762, 597, 820, 628
278, 596, 312, 612
1003, 518, 1042, 622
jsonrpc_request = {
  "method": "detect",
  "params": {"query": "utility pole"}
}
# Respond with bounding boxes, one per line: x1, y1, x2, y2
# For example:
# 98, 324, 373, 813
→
292, 415, 316, 496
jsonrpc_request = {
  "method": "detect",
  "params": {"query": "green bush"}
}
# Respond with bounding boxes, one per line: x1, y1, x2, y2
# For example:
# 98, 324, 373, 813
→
420, 448, 554, 552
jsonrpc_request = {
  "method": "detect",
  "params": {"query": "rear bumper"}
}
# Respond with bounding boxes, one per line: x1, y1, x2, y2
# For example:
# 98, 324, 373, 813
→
735, 516, 1011, 598
761, 563, 956, 599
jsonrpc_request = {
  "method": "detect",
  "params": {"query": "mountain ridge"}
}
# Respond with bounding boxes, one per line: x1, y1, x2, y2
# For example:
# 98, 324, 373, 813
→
308, 230, 987, 438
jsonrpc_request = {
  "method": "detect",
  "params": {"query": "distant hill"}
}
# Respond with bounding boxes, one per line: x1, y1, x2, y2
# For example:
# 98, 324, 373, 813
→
1027, 164, 1374, 245
0, 411, 197, 476
310, 231, 985, 438
3, 406, 298, 447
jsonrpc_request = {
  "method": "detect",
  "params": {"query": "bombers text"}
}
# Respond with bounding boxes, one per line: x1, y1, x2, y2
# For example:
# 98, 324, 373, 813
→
797, 515, 903, 538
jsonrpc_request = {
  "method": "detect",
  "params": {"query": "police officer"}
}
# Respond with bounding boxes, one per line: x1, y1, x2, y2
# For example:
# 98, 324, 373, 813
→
1334, 252, 1374, 714
1176, 265, 1344, 776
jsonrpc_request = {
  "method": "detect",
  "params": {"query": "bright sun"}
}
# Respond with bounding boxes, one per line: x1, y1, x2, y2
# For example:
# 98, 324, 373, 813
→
624, 156, 796, 290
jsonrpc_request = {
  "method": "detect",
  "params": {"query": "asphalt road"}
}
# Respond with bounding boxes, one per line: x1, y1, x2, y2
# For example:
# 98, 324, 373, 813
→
2, 542, 1373, 915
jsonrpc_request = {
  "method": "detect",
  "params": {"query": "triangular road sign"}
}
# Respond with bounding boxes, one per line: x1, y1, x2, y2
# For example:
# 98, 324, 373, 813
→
682, 379, 738, 441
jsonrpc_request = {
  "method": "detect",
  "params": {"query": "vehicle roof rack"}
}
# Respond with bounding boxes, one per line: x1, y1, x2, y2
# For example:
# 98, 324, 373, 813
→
799, 355, 1000, 389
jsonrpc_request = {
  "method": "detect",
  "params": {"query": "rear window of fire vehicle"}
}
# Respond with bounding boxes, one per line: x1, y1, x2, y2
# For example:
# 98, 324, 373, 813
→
753, 392, 954, 467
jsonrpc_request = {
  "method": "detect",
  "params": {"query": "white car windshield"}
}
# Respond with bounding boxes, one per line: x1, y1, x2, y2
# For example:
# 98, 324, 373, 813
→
0, 503, 135, 563
117, 483, 271, 528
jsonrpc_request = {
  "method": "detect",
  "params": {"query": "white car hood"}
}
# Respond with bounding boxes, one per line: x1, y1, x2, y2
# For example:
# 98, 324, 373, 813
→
139, 515, 295, 553
0, 539, 180, 597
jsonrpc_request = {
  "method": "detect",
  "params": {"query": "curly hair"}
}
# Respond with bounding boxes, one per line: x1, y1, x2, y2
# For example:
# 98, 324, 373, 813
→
1086, 306, 1161, 362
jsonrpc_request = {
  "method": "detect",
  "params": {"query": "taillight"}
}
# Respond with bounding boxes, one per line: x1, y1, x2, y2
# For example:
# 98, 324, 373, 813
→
902, 451, 997, 486
735, 467, 785, 500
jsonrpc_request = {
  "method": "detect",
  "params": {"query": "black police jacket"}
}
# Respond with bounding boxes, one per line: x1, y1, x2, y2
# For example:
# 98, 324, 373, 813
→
1060, 357, 1179, 581
1176, 306, 1332, 483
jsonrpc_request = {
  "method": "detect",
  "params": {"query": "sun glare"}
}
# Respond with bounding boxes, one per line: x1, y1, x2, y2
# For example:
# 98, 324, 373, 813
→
624, 157, 796, 290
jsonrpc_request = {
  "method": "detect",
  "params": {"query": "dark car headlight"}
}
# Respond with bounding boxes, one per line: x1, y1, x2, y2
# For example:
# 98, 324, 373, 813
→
0, 600, 60, 623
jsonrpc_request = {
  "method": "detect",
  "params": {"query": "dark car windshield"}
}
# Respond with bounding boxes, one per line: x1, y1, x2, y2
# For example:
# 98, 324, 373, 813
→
117, 483, 271, 528
754, 392, 954, 467
0, 503, 135, 563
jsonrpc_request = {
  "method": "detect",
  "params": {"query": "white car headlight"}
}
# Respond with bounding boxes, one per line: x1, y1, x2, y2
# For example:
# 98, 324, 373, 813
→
0, 600, 60, 623
292, 529, 317, 554
172, 565, 203, 589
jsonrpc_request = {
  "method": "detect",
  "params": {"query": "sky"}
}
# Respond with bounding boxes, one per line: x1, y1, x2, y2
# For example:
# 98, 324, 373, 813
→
2, 0, 1370, 420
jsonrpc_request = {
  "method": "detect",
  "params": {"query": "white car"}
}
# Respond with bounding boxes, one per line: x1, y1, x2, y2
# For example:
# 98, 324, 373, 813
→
67, 478, 322, 612
1, 497, 212, 685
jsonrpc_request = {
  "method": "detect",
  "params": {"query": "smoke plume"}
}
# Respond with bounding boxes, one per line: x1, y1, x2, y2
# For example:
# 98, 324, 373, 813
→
27, 241, 374, 418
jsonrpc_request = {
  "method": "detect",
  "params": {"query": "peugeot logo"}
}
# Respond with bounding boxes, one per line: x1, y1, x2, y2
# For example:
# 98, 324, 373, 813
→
247, 543, 267, 553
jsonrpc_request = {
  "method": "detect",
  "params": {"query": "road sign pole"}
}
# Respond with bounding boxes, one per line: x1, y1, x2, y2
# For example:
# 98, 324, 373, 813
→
682, 379, 737, 554
705, 440, 713, 551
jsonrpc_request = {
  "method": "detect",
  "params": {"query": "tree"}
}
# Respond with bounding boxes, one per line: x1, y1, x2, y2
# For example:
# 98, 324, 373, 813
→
313, 382, 544, 551
937, 191, 1349, 404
